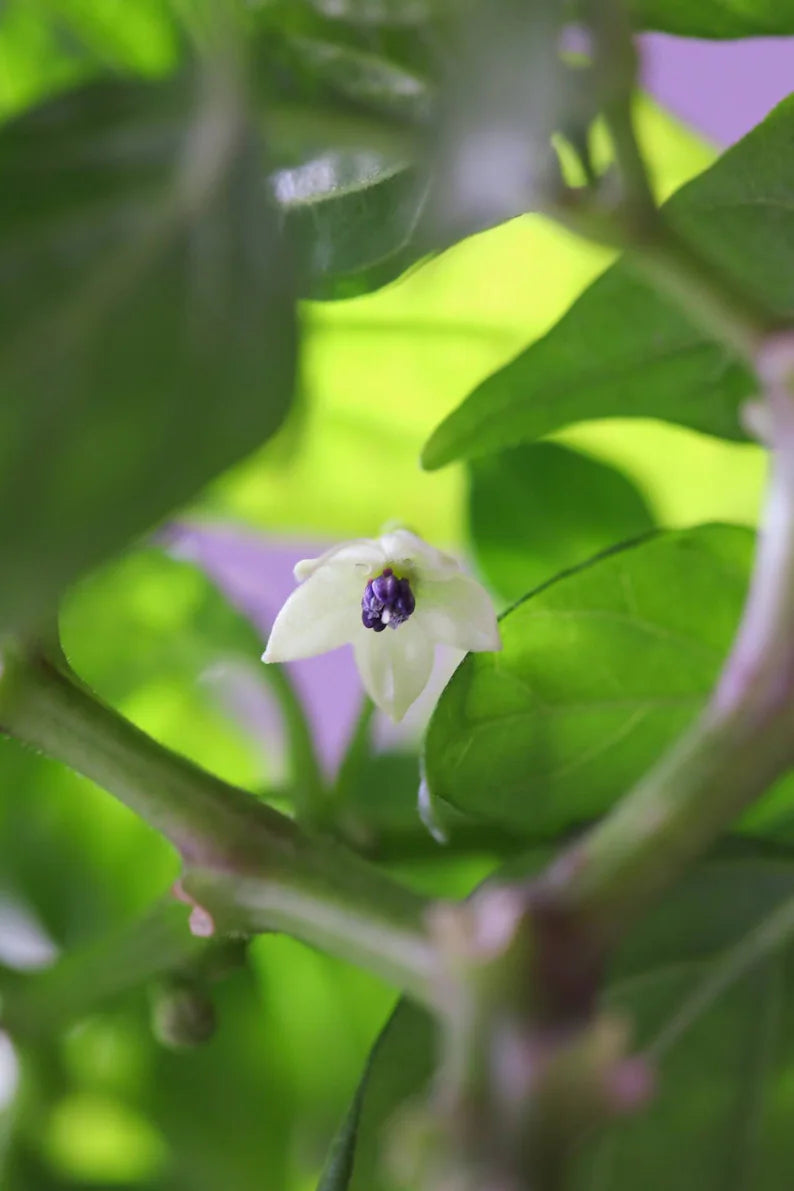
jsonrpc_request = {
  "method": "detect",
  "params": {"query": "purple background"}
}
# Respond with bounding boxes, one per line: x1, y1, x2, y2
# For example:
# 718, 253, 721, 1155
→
180, 34, 794, 770
641, 35, 794, 146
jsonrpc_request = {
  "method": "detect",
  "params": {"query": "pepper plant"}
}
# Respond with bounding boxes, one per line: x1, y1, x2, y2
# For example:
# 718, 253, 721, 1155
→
2, 1, 794, 1189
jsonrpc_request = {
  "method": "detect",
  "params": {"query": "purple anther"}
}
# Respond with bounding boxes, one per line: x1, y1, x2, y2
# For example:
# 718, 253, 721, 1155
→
361, 567, 416, 632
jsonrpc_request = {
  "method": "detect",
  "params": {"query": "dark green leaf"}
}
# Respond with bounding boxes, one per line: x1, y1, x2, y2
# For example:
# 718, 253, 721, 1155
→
576, 856, 794, 1189
274, 152, 427, 299
297, 0, 436, 27
424, 525, 752, 835
421, 97, 794, 471
283, 36, 429, 123
316, 999, 436, 1191
0, 73, 296, 632
293, 0, 794, 37
469, 443, 655, 605
625, 0, 794, 37
0, 0, 179, 118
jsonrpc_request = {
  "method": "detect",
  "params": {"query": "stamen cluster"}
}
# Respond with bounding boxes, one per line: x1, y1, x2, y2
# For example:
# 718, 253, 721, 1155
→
361, 568, 416, 632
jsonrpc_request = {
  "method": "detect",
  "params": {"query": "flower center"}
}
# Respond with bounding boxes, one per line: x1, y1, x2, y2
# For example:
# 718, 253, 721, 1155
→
361, 568, 416, 633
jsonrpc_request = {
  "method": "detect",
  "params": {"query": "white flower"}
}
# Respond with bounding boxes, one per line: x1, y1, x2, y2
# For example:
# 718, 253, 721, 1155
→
262, 529, 501, 721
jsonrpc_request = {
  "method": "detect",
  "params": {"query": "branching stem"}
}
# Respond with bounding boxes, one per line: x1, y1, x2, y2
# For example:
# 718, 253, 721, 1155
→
0, 652, 441, 1007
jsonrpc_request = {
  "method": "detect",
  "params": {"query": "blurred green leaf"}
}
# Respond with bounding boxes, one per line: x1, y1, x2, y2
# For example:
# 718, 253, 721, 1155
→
424, 525, 752, 835
283, 36, 429, 123
575, 854, 794, 1189
317, 999, 435, 1191
0, 72, 296, 633
0, 0, 179, 118
210, 96, 715, 546
625, 0, 794, 36
420, 97, 794, 471
279, 0, 794, 37
468, 443, 655, 605
275, 153, 427, 299
285, 0, 438, 27
60, 547, 267, 786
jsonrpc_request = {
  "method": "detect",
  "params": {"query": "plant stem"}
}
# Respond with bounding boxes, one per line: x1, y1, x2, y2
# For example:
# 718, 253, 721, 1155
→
555, 0, 779, 364
0, 652, 440, 1006
332, 694, 377, 813
541, 343, 794, 950
259, 660, 327, 826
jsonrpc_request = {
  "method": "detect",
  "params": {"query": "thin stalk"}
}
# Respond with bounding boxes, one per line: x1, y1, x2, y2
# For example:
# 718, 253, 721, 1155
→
260, 661, 327, 826
541, 354, 794, 949
0, 653, 440, 1005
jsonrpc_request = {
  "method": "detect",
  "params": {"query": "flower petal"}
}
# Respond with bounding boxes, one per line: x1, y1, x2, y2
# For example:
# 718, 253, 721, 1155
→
378, 529, 462, 581
415, 574, 501, 652
353, 621, 434, 721
293, 538, 384, 583
263, 562, 364, 662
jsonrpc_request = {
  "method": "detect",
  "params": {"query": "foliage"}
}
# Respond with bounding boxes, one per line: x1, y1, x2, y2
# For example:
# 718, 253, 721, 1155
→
1, 1, 794, 1190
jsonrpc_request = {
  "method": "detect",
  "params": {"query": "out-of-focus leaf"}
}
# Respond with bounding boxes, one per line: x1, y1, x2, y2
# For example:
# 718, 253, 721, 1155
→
469, 443, 655, 605
274, 152, 427, 299
321, 848, 794, 1191
421, 97, 794, 471
0, 72, 296, 633
626, 0, 794, 36
60, 547, 267, 787
424, 525, 752, 835
288, 0, 438, 27
43, 0, 178, 76
275, 0, 794, 37
317, 999, 436, 1191
211, 96, 716, 546
0, 0, 179, 118
284, 36, 429, 123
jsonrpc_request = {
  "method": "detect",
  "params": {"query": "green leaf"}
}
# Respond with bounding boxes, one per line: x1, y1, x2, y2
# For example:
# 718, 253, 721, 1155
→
295, 0, 794, 38
275, 153, 427, 300
469, 443, 655, 605
420, 96, 794, 471
211, 95, 715, 546
297, 0, 436, 26
424, 524, 752, 835
0, 73, 296, 633
576, 857, 794, 1189
0, 0, 179, 118
283, 36, 429, 123
316, 999, 437, 1191
625, 0, 794, 36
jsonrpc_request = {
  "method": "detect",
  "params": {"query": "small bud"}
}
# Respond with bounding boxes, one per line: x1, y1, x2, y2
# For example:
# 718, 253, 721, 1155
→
150, 978, 217, 1050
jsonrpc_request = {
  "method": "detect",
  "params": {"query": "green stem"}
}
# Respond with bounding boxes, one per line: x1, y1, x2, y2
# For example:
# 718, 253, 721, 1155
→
542, 363, 794, 948
332, 694, 377, 813
627, 223, 775, 364
259, 661, 327, 826
0, 653, 439, 1005
554, 0, 779, 364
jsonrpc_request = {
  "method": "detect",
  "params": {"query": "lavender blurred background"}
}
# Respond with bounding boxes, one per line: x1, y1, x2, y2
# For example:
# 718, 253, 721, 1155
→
175, 33, 794, 771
